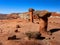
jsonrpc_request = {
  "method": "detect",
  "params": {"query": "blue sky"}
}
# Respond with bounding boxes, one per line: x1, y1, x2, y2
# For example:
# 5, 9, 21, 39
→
0, 0, 60, 14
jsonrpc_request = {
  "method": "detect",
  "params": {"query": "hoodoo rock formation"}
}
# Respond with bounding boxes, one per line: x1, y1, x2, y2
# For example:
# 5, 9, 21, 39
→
29, 8, 35, 22
39, 12, 51, 38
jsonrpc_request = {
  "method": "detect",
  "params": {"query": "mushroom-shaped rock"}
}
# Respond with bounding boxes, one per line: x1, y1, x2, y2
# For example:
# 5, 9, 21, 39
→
29, 8, 35, 12
28, 8, 35, 22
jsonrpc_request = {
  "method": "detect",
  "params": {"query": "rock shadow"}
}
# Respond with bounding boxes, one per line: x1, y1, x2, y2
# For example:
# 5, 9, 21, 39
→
49, 28, 60, 34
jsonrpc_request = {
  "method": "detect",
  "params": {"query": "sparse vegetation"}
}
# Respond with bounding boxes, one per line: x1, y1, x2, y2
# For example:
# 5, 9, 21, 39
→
25, 31, 41, 39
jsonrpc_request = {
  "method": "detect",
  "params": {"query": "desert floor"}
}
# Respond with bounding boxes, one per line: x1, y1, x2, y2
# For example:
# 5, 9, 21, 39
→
0, 19, 60, 45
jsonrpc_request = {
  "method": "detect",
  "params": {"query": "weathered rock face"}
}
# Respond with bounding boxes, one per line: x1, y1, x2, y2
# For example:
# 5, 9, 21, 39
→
19, 12, 30, 20
18, 10, 49, 20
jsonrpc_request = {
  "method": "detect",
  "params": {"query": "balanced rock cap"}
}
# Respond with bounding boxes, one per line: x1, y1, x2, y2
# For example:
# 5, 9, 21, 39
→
29, 8, 35, 12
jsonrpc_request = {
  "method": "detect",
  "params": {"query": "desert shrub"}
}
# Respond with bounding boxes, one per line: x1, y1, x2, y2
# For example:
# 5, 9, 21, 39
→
25, 31, 41, 39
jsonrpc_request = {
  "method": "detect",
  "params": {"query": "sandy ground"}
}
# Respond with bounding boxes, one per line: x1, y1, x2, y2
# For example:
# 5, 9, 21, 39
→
0, 19, 60, 45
